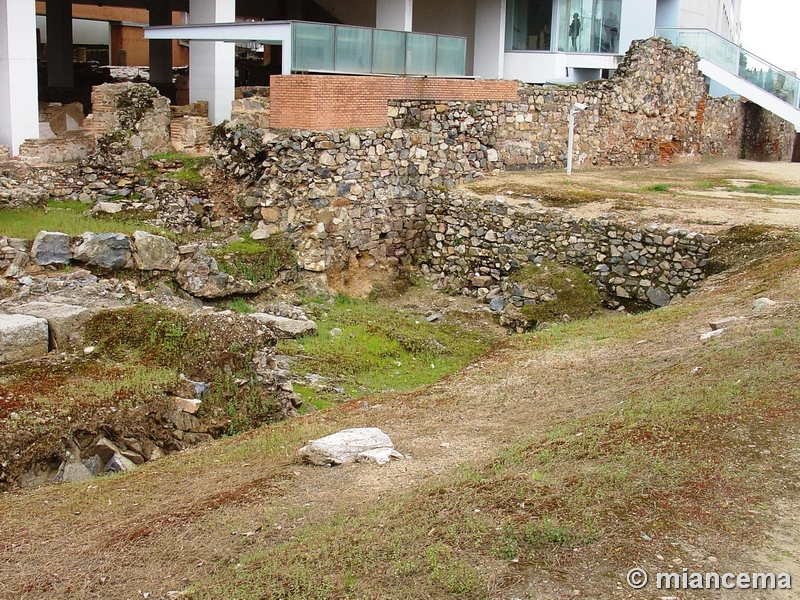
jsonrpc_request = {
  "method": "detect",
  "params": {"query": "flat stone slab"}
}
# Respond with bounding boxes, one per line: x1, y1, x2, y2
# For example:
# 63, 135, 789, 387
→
0, 314, 49, 364
299, 427, 397, 466
8, 302, 92, 350
710, 316, 740, 330
249, 313, 317, 339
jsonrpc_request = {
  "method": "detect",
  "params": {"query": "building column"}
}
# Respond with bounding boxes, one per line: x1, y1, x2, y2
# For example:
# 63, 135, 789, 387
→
149, 4, 173, 85
0, 0, 40, 155
45, 0, 73, 88
376, 0, 413, 31
189, 0, 235, 124
474, 0, 505, 79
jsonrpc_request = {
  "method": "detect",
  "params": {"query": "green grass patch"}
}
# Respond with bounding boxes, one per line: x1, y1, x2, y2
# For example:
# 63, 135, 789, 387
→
210, 233, 295, 284
741, 183, 800, 196
644, 183, 670, 192
0, 207, 160, 239
278, 294, 500, 404
46, 199, 88, 212
137, 152, 210, 185
223, 297, 256, 314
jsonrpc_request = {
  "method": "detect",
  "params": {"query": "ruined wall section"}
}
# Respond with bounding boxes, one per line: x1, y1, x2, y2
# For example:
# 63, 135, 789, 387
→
235, 127, 499, 273
699, 95, 745, 157
741, 102, 797, 161
418, 192, 714, 308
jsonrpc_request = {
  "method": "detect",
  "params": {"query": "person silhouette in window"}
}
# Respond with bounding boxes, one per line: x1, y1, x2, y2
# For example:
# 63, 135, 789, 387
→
569, 13, 582, 52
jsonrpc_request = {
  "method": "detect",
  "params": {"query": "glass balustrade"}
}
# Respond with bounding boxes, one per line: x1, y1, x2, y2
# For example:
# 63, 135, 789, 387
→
291, 22, 466, 77
656, 28, 800, 110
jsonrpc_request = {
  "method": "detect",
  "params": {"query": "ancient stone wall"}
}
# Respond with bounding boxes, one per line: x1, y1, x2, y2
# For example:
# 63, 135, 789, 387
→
84, 83, 171, 156
699, 96, 745, 157
391, 39, 714, 170
741, 102, 797, 161
235, 126, 497, 272
417, 191, 714, 308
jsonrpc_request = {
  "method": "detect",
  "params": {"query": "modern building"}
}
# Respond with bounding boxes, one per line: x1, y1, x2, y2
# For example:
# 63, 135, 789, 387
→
2, 0, 797, 157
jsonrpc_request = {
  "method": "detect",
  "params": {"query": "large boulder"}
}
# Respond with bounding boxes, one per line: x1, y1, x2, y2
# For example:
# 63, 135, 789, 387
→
0, 314, 49, 363
249, 313, 317, 339
8, 302, 92, 350
175, 255, 261, 299
298, 428, 402, 466
31, 231, 71, 266
132, 230, 180, 271
73, 232, 132, 270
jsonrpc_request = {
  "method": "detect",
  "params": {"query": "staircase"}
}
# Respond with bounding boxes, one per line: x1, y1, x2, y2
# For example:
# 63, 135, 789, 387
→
656, 28, 800, 132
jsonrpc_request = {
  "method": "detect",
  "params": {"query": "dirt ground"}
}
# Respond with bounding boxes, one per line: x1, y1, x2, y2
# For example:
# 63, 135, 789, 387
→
467, 157, 800, 233
1, 158, 800, 599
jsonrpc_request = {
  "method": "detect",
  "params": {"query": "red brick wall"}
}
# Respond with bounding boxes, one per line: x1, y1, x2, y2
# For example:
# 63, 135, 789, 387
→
269, 75, 518, 130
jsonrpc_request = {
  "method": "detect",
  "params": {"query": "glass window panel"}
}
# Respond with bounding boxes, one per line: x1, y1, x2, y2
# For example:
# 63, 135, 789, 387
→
598, 0, 621, 53
506, 0, 553, 51
373, 29, 406, 74
557, 0, 594, 52
335, 26, 372, 73
406, 33, 436, 75
292, 22, 335, 72
435, 36, 466, 76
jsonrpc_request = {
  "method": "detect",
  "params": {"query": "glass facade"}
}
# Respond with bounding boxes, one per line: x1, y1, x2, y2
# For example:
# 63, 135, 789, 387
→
556, 0, 621, 53
505, 0, 554, 51
291, 22, 466, 76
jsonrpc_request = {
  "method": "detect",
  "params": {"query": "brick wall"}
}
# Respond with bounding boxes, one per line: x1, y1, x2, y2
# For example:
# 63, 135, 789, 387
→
269, 75, 518, 130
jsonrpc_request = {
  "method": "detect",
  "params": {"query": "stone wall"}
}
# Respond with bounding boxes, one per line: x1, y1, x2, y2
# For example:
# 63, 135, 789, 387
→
418, 191, 714, 308
742, 102, 797, 161
699, 96, 745, 157
17, 133, 96, 164
213, 38, 747, 308
390, 39, 714, 171
231, 87, 270, 130
84, 83, 171, 157
238, 126, 497, 272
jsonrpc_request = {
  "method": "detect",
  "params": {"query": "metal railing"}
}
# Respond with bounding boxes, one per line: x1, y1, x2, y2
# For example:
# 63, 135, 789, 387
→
656, 27, 800, 110
291, 21, 467, 77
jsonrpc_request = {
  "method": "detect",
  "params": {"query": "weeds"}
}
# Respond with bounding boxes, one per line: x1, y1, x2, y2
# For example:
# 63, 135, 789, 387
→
210, 234, 295, 284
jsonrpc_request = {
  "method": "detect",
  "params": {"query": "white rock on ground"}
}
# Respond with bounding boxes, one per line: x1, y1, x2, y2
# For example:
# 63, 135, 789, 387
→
299, 427, 399, 466
0, 314, 49, 364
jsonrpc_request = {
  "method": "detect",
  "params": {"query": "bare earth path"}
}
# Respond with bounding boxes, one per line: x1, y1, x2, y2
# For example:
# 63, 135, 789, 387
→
2, 158, 800, 599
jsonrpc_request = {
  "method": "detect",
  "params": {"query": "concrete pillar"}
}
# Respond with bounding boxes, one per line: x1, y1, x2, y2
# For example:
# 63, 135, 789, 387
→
189, 0, 235, 124
0, 0, 40, 155
149, 4, 173, 85
45, 0, 73, 88
473, 0, 505, 79
376, 0, 413, 31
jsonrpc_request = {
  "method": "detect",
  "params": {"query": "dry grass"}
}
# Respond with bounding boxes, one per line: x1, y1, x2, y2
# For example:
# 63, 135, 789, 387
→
1, 243, 799, 598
